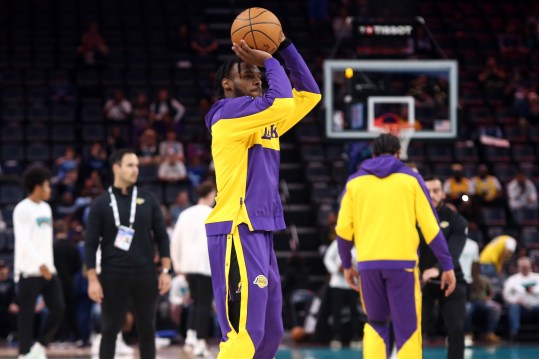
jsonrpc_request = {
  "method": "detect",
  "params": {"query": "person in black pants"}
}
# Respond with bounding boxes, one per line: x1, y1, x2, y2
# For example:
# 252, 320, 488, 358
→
53, 221, 82, 343
13, 166, 65, 358
419, 175, 468, 359
170, 182, 216, 357
85, 149, 171, 359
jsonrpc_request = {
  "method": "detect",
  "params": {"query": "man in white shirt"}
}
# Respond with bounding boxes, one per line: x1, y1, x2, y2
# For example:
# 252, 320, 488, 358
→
171, 182, 216, 358
323, 240, 361, 349
14, 166, 65, 359
503, 257, 539, 341
459, 238, 479, 286
507, 172, 538, 211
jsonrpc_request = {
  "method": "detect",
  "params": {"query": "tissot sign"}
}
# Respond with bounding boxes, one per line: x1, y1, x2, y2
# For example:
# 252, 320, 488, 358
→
357, 24, 413, 36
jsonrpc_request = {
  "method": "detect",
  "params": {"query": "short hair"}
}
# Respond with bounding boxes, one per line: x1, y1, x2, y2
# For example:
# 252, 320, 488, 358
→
22, 165, 51, 194
215, 58, 242, 99
196, 181, 215, 198
109, 148, 137, 166
423, 175, 442, 183
372, 133, 401, 156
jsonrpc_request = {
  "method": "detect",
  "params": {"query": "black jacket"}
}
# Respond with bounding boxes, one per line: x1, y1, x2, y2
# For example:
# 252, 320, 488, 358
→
419, 204, 468, 283
84, 186, 170, 276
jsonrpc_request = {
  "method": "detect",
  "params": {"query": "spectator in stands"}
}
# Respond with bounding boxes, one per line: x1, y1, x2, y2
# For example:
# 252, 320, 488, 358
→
54, 146, 80, 182
133, 92, 150, 140
0, 260, 17, 340
471, 164, 502, 205
82, 142, 109, 181
459, 239, 479, 288
149, 88, 186, 137
169, 191, 192, 225
504, 69, 535, 118
77, 21, 109, 67
106, 126, 129, 155
479, 235, 517, 274
308, 0, 330, 44
137, 128, 161, 166
79, 170, 104, 199
190, 23, 218, 58
444, 163, 474, 203
507, 172, 538, 211
332, 7, 353, 40
466, 262, 502, 344
498, 22, 528, 55
158, 155, 187, 183
53, 220, 82, 343
56, 169, 79, 199
103, 90, 132, 122
174, 23, 193, 68
525, 92, 539, 126
50, 72, 77, 104
413, 26, 433, 56
323, 239, 361, 349
186, 154, 207, 187
478, 57, 506, 97
159, 130, 185, 162
503, 257, 539, 342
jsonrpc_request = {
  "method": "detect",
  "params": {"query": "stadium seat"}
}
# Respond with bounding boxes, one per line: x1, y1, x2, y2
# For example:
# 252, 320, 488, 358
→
26, 142, 51, 162
0, 184, 23, 204
481, 207, 507, 227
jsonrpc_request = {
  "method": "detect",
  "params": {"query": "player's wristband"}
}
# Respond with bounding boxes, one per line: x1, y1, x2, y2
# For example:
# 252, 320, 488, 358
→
277, 38, 292, 52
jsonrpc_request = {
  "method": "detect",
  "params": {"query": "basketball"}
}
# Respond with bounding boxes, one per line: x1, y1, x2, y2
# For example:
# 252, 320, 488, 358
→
291, 326, 307, 343
231, 8, 283, 54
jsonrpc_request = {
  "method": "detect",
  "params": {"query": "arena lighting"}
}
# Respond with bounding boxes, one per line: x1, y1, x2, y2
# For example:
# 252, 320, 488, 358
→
462, 195, 469, 202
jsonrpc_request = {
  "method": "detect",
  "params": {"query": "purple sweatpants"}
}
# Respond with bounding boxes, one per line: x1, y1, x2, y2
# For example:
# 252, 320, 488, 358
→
359, 268, 422, 359
207, 224, 283, 358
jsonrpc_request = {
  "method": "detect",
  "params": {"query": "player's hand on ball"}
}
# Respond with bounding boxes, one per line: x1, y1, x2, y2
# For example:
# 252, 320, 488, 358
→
232, 39, 272, 67
344, 267, 360, 292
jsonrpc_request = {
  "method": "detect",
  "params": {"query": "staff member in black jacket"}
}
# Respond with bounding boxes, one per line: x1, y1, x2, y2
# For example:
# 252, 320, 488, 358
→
85, 148, 171, 359
419, 175, 468, 359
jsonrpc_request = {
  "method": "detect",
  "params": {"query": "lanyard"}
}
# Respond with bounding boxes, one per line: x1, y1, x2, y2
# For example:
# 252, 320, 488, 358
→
108, 186, 137, 229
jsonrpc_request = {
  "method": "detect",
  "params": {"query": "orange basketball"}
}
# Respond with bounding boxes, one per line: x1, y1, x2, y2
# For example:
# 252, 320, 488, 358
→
291, 326, 307, 343
231, 8, 283, 54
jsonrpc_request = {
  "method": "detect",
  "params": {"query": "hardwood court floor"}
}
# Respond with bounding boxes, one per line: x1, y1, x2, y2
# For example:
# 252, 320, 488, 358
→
1, 345, 539, 358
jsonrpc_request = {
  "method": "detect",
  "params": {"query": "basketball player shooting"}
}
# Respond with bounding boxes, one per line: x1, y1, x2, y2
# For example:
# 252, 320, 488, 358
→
203, 10, 321, 358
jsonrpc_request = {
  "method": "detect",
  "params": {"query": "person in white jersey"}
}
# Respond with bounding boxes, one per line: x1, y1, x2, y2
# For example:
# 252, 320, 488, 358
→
14, 166, 65, 359
171, 181, 216, 358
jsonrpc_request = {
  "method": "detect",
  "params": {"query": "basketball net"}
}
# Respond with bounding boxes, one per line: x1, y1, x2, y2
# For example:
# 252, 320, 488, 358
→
373, 123, 415, 161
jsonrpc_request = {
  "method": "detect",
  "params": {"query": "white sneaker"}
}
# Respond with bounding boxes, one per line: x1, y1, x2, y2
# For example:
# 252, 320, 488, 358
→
350, 340, 363, 349
155, 337, 171, 349
115, 333, 134, 356
27, 342, 47, 359
90, 334, 101, 355
329, 340, 342, 349
184, 329, 197, 352
193, 339, 212, 358
465, 334, 474, 347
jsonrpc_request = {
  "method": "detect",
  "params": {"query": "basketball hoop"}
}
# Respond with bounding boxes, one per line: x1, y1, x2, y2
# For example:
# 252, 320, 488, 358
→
373, 123, 415, 161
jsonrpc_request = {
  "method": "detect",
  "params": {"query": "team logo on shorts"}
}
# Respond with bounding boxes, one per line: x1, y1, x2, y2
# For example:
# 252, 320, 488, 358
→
253, 275, 268, 288
440, 221, 449, 228
236, 282, 242, 294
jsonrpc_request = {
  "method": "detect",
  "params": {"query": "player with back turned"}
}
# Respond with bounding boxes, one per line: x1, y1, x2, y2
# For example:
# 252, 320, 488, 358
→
204, 28, 321, 359
336, 133, 456, 359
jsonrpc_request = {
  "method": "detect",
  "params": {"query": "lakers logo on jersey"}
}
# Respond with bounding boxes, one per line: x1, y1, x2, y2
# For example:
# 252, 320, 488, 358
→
253, 275, 268, 288
261, 124, 278, 140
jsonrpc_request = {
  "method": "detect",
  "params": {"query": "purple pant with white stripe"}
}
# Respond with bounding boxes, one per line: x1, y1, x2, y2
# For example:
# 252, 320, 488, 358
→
207, 224, 283, 359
